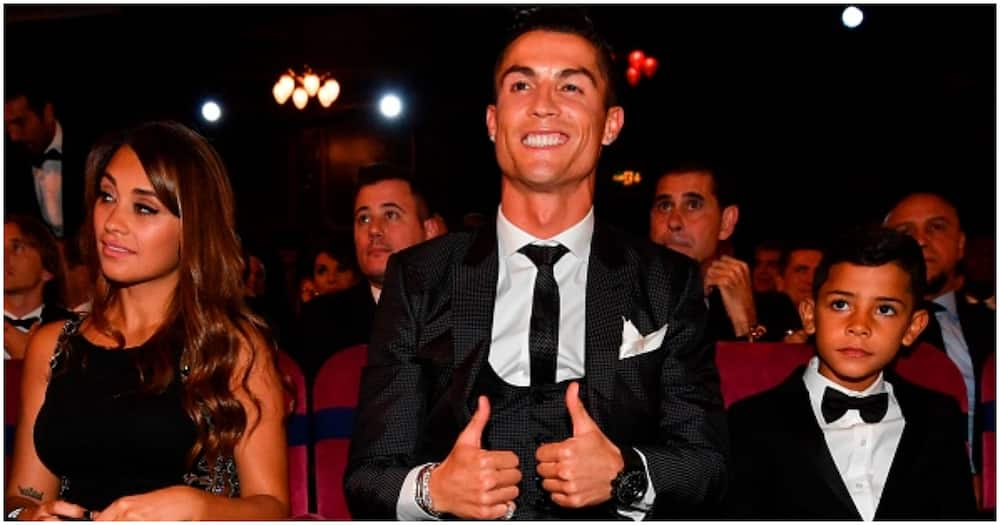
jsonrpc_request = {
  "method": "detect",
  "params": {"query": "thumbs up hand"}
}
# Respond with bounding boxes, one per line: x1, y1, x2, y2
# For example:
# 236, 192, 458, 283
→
535, 382, 624, 508
429, 395, 522, 519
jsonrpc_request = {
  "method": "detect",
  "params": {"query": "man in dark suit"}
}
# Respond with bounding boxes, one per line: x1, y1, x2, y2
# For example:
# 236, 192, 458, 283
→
4, 80, 87, 240
884, 191, 995, 474
294, 163, 444, 381
345, 9, 726, 520
648, 161, 799, 343
726, 228, 977, 520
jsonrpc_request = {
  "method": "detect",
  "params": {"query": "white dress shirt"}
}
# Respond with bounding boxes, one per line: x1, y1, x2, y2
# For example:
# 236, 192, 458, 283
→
932, 291, 976, 454
802, 356, 905, 521
31, 122, 64, 237
397, 207, 655, 520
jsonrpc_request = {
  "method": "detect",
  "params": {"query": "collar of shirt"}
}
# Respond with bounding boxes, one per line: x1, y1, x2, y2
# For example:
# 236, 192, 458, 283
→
496, 205, 594, 259
46, 121, 64, 155
802, 356, 903, 429
932, 290, 959, 319
370, 283, 382, 304
4, 305, 44, 321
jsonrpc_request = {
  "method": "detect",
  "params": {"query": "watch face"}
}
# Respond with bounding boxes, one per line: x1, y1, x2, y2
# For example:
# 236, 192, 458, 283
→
615, 470, 648, 505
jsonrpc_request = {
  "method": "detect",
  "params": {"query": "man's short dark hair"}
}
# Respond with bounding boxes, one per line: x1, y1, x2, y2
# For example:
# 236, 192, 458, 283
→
353, 163, 432, 221
4, 76, 54, 116
493, 7, 618, 109
779, 239, 825, 274
811, 227, 927, 302
656, 160, 738, 209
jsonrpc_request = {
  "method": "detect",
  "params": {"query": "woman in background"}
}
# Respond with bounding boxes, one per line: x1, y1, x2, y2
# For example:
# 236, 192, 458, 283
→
4, 121, 289, 520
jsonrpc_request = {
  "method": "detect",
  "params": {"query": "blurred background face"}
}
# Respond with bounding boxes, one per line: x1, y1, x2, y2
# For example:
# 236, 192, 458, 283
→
752, 247, 782, 293
781, 248, 823, 306
299, 277, 317, 304
649, 172, 730, 264
4, 96, 53, 156
244, 255, 266, 297
4, 222, 51, 295
883, 194, 965, 297
312, 251, 358, 296
353, 179, 428, 287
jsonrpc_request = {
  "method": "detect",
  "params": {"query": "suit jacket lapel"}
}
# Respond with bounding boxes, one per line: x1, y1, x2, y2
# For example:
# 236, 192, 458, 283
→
780, 376, 861, 518
584, 221, 628, 431
454, 226, 499, 420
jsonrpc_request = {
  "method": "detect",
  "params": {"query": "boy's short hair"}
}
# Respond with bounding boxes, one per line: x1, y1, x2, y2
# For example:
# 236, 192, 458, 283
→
812, 227, 927, 302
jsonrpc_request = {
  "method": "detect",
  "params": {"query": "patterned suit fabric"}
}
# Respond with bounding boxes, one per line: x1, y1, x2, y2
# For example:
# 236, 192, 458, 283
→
344, 221, 728, 519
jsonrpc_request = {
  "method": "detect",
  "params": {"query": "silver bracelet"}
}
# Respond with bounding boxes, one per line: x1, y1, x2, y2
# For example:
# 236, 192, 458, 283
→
416, 462, 443, 518
6, 507, 26, 520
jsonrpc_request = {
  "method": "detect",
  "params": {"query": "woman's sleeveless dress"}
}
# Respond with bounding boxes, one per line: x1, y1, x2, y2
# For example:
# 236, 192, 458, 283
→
33, 319, 238, 510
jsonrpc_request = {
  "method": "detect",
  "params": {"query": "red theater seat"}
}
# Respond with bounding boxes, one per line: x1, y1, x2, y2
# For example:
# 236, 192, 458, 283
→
892, 341, 969, 414
715, 342, 813, 408
981, 352, 995, 511
276, 351, 311, 518
312, 344, 368, 520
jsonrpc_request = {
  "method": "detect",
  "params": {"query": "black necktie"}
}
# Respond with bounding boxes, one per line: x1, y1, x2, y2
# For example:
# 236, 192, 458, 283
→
4, 315, 40, 331
821, 387, 889, 424
31, 148, 62, 168
519, 243, 569, 386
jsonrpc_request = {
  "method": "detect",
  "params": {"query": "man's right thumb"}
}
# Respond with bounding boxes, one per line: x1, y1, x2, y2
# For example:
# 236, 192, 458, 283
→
456, 395, 490, 446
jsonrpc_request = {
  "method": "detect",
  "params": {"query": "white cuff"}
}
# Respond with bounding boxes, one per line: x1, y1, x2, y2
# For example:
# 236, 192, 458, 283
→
396, 463, 441, 520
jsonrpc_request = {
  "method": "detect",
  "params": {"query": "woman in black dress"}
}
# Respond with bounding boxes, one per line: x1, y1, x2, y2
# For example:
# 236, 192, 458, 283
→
4, 121, 289, 520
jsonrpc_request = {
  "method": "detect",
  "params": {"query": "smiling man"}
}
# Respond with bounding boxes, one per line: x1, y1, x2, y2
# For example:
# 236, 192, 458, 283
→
346, 8, 726, 521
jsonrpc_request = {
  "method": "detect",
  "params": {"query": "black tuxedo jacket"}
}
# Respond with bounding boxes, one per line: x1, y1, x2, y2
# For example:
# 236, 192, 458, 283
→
725, 367, 978, 520
4, 123, 89, 239
292, 281, 377, 383
344, 220, 728, 519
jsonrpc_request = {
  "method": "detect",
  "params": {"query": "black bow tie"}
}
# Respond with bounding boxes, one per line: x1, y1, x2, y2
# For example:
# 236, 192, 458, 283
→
821, 387, 889, 424
30, 148, 62, 168
4, 315, 40, 330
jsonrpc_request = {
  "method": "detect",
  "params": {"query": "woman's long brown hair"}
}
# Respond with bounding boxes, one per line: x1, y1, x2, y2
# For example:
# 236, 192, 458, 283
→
70, 121, 275, 483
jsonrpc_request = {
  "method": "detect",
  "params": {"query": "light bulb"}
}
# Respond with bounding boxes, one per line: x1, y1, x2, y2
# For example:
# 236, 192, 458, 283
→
303, 73, 321, 97
292, 87, 309, 110
318, 79, 340, 107
273, 81, 291, 104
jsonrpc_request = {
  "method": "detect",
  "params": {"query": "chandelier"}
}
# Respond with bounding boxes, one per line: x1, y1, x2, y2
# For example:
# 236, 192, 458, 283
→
272, 66, 340, 110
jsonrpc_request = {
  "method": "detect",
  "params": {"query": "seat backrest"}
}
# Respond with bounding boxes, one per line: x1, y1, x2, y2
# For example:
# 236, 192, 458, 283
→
981, 352, 995, 511
892, 341, 969, 414
276, 350, 310, 517
312, 344, 368, 520
715, 342, 813, 408
5, 360, 24, 489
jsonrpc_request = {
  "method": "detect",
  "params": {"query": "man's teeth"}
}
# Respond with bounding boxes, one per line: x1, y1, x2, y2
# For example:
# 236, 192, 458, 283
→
522, 134, 567, 147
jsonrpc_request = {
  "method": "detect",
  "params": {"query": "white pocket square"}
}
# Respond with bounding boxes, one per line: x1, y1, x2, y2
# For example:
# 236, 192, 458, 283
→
618, 317, 668, 360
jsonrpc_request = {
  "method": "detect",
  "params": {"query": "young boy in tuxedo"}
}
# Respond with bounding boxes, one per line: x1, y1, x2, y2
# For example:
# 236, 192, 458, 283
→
725, 227, 978, 520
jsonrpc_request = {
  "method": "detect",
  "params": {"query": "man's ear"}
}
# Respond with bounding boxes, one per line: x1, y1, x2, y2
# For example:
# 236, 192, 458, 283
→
799, 298, 817, 335
958, 230, 966, 261
42, 102, 56, 126
486, 105, 497, 143
902, 308, 930, 346
423, 216, 445, 241
601, 106, 624, 145
718, 205, 739, 242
